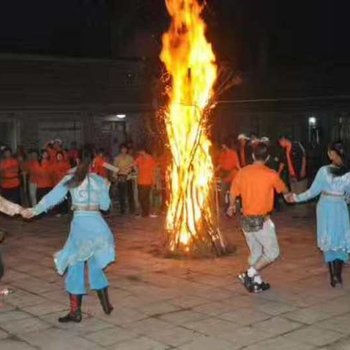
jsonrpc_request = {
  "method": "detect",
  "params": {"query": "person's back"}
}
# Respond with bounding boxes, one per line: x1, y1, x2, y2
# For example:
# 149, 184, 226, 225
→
233, 164, 285, 216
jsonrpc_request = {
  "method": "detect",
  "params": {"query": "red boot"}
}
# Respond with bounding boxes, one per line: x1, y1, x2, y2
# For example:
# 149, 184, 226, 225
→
58, 294, 83, 323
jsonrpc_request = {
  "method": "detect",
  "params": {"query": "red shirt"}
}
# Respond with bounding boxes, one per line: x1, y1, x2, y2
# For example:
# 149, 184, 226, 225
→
218, 149, 240, 183
33, 160, 54, 189
135, 154, 156, 186
52, 160, 71, 185
0, 158, 20, 189
92, 156, 108, 178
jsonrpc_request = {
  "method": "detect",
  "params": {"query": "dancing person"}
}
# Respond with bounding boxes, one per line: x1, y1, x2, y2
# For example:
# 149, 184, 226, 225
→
0, 147, 21, 204
92, 148, 109, 178
216, 140, 240, 209
278, 136, 307, 193
287, 142, 350, 287
237, 134, 251, 167
134, 147, 156, 217
113, 144, 135, 214
22, 148, 115, 323
227, 142, 289, 293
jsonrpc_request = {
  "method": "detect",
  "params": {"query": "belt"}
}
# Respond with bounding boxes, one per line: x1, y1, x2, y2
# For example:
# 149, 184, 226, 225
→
243, 214, 270, 221
71, 205, 99, 212
322, 192, 344, 198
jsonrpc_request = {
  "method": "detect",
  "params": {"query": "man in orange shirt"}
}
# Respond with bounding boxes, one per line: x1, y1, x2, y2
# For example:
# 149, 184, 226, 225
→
134, 148, 156, 217
216, 141, 240, 208
0, 148, 21, 204
228, 142, 289, 293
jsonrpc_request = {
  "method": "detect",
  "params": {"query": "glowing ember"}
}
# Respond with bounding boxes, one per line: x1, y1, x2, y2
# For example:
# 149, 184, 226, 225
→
160, 0, 226, 255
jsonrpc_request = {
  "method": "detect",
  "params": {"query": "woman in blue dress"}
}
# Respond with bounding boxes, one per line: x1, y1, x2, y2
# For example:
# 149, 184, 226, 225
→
289, 142, 350, 287
22, 148, 116, 322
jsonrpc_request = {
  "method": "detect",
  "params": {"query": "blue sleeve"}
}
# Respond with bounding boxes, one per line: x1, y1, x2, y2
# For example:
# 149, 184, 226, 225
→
296, 168, 324, 202
33, 176, 70, 215
99, 178, 111, 211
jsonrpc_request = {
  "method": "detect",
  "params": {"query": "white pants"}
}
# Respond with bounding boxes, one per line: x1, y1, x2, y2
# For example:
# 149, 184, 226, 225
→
29, 182, 37, 206
243, 219, 280, 266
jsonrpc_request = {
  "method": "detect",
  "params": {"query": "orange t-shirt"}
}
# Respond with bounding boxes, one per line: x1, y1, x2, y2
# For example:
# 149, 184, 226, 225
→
92, 156, 108, 178
231, 164, 287, 216
218, 149, 240, 182
52, 161, 71, 185
33, 161, 54, 188
0, 158, 20, 188
135, 155, 156, 186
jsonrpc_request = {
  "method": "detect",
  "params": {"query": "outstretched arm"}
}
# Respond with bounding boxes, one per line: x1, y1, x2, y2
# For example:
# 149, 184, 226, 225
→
30, 176, 70, 216
0, 196, 22, 216
295, 168, 324, 202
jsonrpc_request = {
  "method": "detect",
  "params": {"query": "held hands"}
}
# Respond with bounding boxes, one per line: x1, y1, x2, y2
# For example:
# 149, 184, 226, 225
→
284, 192, 297, 203
226, 205, 236, 217
20, 208, 35, 219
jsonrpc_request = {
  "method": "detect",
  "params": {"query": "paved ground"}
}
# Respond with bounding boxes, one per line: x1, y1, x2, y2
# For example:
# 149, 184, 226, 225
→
0, 206, 349, 350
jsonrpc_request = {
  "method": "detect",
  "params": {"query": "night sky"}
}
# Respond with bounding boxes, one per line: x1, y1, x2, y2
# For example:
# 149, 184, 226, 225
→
0, 0, 349, 68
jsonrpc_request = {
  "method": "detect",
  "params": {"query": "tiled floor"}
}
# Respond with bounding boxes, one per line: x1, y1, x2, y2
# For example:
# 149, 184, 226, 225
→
0, 207, 349, 349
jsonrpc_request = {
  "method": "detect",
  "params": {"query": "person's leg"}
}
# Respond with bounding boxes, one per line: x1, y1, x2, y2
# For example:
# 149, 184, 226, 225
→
29, 182, 37, 206
88, 257, 113, 314
239, 230, 264, 292
324, 250, 348, 286
144, 186, 151, 217
253, 220, 280, 271
127, 180, 135, 214
59, 262, 86, 323
138, 186, 147, 216
244, 220, 280, 292
118, 181, 127, 214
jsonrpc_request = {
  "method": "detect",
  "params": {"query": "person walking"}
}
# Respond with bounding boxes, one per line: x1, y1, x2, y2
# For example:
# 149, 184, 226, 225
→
134, 148, 156, 217
113, 144, 135, 214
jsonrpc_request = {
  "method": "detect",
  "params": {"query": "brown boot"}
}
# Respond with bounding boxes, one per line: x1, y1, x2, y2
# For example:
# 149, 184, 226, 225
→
97, 288, 113, 315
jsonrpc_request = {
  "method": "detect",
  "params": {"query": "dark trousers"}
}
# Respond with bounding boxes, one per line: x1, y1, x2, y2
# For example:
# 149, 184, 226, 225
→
118, 180, 135, 214
36, 187, 52, 202
138, 185, 151, 217
1, 187, 21, 205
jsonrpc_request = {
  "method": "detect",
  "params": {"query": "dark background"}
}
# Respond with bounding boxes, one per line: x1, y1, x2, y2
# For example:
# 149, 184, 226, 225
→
1, 0, 349, 69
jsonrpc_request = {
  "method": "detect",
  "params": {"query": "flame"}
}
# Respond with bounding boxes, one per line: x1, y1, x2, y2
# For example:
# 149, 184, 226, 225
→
160, 0, 217, 252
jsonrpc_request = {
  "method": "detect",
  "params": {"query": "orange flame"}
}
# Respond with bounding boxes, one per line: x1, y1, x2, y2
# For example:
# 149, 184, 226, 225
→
160, 0, 217, 252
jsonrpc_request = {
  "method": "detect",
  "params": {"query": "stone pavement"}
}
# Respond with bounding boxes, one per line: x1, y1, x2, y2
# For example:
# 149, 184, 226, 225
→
0, 208, 350, 350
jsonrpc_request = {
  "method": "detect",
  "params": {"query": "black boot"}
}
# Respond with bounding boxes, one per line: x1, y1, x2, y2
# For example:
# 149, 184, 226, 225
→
328, 262, 337, 287
334, 259, 344, 285
97, 287, 113, 314
58, 294, 83, 323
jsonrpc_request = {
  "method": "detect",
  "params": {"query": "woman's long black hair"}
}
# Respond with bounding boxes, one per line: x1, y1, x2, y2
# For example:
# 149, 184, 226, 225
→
66, 146, 94, 188
329, 141, 348, 177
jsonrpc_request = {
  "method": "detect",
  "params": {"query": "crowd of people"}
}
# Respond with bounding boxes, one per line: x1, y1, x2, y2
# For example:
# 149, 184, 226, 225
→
0, 139, 167, 218
215, 133, 307, 209
0, 133, 350, 321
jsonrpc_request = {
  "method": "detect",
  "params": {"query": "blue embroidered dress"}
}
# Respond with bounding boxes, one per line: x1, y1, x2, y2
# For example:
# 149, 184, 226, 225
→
295, 165, 350, 262
33, 174, 116, 276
